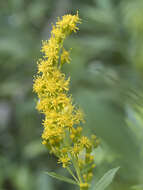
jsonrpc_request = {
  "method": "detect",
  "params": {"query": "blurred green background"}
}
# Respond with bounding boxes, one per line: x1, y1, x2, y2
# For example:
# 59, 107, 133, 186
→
1, 0, 143, 190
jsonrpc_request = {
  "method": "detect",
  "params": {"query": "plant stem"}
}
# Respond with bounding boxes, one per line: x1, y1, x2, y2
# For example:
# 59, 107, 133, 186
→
67, 167, 79, 183
71, 155, 83, 183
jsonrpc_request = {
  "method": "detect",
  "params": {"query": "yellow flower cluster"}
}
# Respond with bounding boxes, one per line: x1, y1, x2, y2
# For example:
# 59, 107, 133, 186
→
33, 13, 99, 190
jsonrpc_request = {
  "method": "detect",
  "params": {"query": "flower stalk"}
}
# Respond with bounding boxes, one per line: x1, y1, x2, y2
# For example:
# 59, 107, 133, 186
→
33, 12, 99, 190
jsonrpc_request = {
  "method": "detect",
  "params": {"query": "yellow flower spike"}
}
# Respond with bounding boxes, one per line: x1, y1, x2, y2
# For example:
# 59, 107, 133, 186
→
33, 12, 98, 190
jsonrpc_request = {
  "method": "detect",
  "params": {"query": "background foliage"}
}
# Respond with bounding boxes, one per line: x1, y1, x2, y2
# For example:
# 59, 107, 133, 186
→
1, 0, 143, 190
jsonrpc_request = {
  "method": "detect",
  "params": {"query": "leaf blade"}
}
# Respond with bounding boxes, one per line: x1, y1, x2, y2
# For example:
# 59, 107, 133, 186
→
45, 171, 78, 185
91, 167, 120, 190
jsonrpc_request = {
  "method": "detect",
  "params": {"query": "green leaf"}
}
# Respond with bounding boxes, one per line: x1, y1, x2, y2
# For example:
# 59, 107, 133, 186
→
91, 167, 120, 190
45, 171, 78, 185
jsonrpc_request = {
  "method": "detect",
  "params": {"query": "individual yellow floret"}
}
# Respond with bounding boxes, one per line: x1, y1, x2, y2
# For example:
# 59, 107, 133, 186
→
61, 48, 71, 65
58, 156, 71, 168
79, 136, 92, 149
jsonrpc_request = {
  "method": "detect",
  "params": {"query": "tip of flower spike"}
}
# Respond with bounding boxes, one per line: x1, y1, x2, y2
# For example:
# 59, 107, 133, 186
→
56, 12, 81, 33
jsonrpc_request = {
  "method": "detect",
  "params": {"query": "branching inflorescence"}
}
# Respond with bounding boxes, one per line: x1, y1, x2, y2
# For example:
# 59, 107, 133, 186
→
33, 12, 99, 190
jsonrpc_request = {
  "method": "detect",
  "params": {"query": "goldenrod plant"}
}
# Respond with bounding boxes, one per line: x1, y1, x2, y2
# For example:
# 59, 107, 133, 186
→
33, 13, 119, 190
33, 13, 99, 190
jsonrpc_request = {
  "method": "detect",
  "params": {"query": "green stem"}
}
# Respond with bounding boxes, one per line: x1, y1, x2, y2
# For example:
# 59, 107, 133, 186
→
64, 130, 83, 184
67, 167, 79, 183
71, 155, 83, 183
75, 163, 82, 183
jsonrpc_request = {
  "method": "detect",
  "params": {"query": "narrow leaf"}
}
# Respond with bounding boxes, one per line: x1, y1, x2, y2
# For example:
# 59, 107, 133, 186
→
45, 171, 78, 185
92, 167, 120, 190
